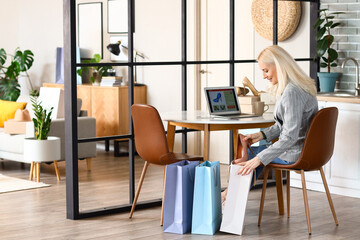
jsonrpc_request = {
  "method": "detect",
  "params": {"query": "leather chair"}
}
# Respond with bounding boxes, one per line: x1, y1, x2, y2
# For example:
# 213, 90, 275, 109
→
258, 107, 339, 235
129, 104, 203, 225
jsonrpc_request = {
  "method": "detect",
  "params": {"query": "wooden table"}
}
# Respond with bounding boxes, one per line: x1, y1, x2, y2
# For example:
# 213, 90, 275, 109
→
162, 110, 286, 215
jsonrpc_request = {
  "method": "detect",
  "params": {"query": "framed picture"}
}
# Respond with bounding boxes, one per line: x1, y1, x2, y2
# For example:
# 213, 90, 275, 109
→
109, 35, 128, 61
108, 0, 128, 33
78, 2, 103, 59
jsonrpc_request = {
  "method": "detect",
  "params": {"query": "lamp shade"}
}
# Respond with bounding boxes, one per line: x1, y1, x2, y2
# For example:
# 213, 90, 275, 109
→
107, 41, 121, 56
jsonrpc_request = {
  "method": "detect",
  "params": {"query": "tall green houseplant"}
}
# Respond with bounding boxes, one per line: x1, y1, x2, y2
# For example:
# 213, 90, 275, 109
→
314, 9, 344, 92
0, 48, 36, 101
31, 96, 53, 140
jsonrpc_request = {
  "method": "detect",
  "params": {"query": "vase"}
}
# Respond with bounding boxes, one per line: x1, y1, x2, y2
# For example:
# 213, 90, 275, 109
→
92, 71, 102, 86
24, 136, 61, 182
317, 72, 339, 92
23, 136, 61, 163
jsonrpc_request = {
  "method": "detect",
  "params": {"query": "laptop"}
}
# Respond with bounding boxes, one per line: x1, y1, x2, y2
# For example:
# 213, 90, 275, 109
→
204, 86, 255, 118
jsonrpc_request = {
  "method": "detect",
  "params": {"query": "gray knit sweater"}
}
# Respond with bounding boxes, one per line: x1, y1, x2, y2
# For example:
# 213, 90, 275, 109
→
257, 83, 318, 165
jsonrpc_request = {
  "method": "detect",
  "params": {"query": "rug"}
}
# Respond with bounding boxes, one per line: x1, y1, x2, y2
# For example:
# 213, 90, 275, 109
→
0, 174, 50, 193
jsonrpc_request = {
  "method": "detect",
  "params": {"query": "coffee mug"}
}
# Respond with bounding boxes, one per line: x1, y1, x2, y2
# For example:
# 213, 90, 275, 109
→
253, 101, 269, 116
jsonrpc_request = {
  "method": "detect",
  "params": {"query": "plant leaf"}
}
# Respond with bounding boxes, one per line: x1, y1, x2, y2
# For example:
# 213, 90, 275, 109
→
93, 54, 101, 63
331, 63, 338, 67
5, 61, 20, 79
325, 16, 335, 20
316, 38, 328, 57
320, 62, 328, 68
324, 21, 333, 28
77, 68, 82, 76
324, 35, 334, 46
0, 48, 6, 65
328, 48, 338, 62
14, 49, 34, 72
316, 27, 326, 40
331, 12, 345, 15
313, 18, 325, 29
0, 78, 20, 101
322, 57, 328, 63
331, 22, 341, 28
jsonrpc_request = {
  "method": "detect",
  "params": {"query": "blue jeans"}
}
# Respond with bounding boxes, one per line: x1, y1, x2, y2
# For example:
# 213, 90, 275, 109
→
248, 145, 292, 187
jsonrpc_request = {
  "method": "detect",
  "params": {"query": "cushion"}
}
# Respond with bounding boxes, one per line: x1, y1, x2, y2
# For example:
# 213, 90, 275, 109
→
0, 100, 27, 127
38, 87, 64, 119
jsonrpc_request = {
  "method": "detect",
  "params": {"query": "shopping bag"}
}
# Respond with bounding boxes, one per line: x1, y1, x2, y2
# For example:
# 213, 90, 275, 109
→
191, 161, 222, 235
220, 164, 253, 235
163, 160, 200, 234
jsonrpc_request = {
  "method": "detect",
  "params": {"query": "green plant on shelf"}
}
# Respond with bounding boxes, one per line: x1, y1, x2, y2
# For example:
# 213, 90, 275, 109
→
77, 53, 112, 83
314, 9, 344, 73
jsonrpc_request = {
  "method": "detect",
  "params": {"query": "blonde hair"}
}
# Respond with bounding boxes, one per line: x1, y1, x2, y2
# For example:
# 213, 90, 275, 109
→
257, 45, 317, 97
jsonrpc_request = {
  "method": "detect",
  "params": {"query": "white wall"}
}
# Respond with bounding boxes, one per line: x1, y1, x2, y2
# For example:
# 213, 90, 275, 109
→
0, 0, 63, 95
0, 0, 19, 51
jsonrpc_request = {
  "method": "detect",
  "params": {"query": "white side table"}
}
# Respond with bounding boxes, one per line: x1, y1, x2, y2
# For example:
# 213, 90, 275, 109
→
24, 136, 61, 182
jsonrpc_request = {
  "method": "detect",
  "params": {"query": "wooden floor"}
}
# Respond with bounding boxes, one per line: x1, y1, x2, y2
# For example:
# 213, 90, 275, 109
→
0, 146, 359, 240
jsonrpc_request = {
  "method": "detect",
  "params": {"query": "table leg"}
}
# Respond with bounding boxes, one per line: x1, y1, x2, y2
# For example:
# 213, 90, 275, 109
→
275, 169, 285, 215
167, 122, 176, 152
233, 130, 238, 160
203, 124, 210, 161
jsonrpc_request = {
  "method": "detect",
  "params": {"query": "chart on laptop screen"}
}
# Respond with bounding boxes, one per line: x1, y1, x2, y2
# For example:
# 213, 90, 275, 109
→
208, 89, 237, 112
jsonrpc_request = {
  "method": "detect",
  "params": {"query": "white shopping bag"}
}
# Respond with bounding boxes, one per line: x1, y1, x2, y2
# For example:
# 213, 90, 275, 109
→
220, 164, 253, 235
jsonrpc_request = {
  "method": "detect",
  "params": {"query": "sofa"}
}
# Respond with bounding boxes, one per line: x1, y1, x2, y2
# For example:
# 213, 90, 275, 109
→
0, 87, 96, 181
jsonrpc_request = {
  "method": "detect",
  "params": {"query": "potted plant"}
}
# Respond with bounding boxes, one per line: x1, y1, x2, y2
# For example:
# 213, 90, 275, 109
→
314, 9, 344, 92
0, 48, 37, 101
24, 95, 61, 182
30, 95, 53, 140
77, 53, 112, 86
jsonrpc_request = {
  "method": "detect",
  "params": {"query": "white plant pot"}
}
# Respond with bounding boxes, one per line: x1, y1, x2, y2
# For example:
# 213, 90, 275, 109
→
24, 136, 61, 163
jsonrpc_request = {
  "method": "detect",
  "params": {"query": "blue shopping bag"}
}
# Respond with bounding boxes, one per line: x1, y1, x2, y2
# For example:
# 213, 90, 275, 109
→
163, 160, 200, 234
191, 161, 222, 235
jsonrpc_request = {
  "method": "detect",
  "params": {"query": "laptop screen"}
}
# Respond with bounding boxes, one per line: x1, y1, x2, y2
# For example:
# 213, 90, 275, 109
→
204, 87, 240, 114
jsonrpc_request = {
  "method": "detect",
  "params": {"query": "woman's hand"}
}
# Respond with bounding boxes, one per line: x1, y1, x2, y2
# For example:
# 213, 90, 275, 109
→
244, 132, 263, 145
236, 157, 262, 175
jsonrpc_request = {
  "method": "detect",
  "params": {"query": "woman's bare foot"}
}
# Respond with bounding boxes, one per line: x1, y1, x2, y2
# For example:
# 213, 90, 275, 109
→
221, 188, 228, 203
234, 134, 255, 164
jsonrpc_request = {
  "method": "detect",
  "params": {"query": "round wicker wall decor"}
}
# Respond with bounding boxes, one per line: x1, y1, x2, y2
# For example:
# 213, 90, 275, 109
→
251, 0, 302, 41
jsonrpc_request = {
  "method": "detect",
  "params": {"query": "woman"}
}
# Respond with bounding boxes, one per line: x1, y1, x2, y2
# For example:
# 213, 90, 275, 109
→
222, 45, 318, 202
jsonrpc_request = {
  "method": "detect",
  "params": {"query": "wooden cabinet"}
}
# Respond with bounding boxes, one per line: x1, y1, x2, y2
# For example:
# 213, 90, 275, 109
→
290, 101, 360, 198
43, 83, 147, 137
